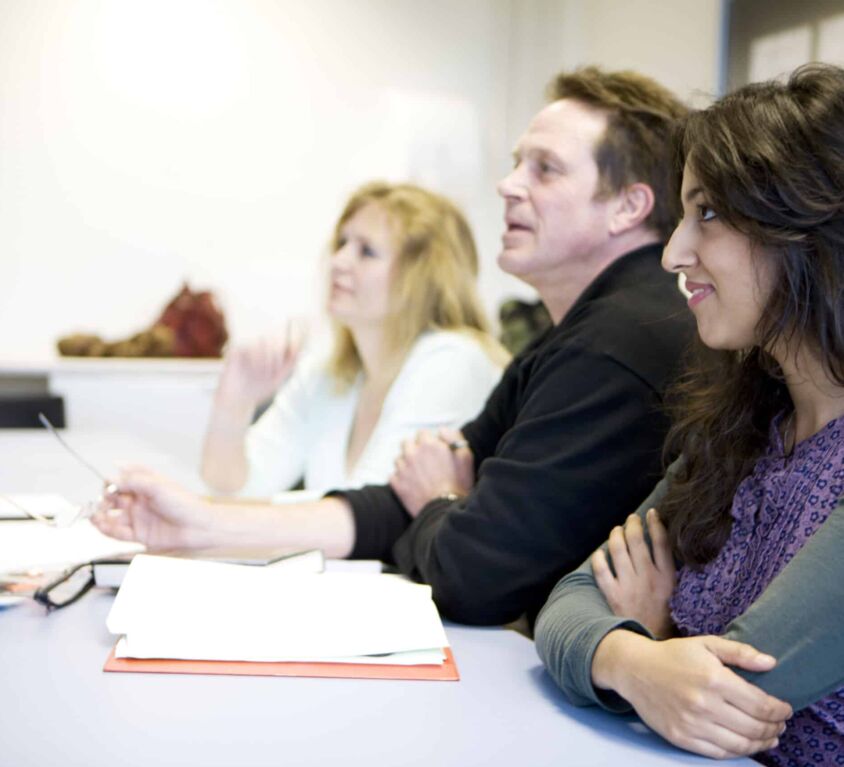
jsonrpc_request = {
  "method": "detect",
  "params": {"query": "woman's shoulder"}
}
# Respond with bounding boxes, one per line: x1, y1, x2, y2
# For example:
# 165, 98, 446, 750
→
404, 329, 507, 372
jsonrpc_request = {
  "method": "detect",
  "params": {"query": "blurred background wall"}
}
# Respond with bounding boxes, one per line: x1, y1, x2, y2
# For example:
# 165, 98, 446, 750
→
0, 0, 769, 358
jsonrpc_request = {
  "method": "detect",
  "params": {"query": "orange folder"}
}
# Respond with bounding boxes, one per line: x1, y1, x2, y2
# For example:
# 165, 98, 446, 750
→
103, 646, 459, 681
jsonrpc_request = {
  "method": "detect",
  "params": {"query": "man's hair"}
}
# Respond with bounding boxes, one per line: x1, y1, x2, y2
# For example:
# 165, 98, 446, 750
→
547, 67, 688, 241
327, 181, 507, 388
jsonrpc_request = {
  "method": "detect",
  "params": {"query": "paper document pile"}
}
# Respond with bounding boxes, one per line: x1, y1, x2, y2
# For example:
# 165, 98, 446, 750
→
0, 518, 143, 574
107, 555, 450, 666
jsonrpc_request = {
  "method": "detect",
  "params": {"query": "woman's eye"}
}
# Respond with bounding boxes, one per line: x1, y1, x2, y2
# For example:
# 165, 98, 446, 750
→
697, 204, 718, 222
361, 244, 376, 258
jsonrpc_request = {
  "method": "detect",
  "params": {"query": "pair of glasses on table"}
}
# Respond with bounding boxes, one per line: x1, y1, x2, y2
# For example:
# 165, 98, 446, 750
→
0, 412, 119, 527
2, 413, 122, 611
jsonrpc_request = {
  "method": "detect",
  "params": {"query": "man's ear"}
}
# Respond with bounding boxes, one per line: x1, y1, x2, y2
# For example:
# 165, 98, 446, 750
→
608, 183, 655, 236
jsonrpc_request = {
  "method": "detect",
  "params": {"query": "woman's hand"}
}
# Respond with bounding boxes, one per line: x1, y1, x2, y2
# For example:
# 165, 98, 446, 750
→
593, 630, 791, 759
592, 508, 676, 638
91, 466, 218, 550
216, 323, 305, 410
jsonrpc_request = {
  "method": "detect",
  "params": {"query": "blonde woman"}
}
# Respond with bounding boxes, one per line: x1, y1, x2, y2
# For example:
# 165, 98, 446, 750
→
201, 182, 507, 498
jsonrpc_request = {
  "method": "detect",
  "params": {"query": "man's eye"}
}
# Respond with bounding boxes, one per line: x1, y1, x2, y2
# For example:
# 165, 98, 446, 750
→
697, 204, 718, 222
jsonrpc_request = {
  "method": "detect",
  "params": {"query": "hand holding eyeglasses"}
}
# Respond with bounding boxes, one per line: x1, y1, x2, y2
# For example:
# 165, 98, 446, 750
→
91, 466, 216, 550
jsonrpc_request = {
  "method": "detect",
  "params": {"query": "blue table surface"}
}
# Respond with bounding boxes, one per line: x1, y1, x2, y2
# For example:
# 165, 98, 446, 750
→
0, 590, 752, 767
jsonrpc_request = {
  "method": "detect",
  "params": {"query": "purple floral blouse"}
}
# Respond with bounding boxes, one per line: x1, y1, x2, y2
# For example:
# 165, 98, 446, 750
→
670, 414, 844, 767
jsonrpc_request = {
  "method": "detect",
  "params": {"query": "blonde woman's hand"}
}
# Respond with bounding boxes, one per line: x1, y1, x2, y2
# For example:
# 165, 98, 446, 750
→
592, 508, 676, 639
216, 321, 306, 409
91, 466, 218, 550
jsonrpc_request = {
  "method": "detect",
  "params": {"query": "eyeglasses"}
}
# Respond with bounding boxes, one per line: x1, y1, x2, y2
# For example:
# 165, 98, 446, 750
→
0, 413, 117, 527
0, 493, 100, 528
38, 412, 118, 496
33, 562, 96, 611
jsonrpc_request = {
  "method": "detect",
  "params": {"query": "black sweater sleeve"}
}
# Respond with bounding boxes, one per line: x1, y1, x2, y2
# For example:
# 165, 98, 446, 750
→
391, 342, 669, 626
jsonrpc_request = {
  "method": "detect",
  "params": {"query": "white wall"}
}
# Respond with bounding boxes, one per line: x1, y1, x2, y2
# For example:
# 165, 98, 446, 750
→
0, 0, 723, 360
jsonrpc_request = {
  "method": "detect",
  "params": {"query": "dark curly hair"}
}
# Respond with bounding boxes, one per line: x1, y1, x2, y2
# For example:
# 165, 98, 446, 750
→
659, 64, 844, 566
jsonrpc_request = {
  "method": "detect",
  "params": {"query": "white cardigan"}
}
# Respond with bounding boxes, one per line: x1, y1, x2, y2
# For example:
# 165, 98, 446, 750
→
237, 330, 503, 497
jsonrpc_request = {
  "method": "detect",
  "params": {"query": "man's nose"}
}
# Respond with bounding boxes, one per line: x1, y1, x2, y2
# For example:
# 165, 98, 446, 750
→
497, 164, 527, 200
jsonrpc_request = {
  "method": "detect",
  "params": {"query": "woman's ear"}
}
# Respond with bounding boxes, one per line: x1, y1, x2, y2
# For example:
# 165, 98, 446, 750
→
609, 182, 656, 236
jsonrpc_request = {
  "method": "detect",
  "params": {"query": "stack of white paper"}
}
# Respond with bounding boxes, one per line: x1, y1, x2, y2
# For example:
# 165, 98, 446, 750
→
108, 555, 449, 665
0, 519, 143, 573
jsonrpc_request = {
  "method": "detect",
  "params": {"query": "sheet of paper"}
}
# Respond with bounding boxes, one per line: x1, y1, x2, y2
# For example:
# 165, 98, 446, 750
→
0, 494, 77, 522
108, 555, 449, 662
113, 637, 444, 666
0, 519, 143, 574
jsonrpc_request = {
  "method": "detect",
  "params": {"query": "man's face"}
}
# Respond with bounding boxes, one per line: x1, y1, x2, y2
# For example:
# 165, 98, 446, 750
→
496, 99, 615, 287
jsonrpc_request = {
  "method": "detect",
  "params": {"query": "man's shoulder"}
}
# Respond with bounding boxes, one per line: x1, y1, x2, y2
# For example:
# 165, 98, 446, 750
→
541, 247, 694, 389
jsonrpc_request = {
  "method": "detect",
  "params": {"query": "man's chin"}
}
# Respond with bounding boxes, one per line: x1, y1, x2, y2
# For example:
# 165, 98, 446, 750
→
497, 248, 532, 277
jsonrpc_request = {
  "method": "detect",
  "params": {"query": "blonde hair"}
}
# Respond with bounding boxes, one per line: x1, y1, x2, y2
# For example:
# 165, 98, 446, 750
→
327, 182, 507, 386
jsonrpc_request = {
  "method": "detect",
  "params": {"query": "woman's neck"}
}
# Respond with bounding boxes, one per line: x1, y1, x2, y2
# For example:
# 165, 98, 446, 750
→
349, 324, 401, 390
775, 344, 844, 443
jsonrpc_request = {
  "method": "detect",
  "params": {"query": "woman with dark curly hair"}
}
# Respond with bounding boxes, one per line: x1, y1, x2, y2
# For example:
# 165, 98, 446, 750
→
536, 64, 844, 765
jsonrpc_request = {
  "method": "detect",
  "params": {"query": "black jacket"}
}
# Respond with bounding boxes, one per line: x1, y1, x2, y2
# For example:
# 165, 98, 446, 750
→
333, 244, 694, 626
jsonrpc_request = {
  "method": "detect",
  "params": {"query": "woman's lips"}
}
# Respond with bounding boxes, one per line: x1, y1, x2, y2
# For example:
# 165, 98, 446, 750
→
686, 281, 715, 308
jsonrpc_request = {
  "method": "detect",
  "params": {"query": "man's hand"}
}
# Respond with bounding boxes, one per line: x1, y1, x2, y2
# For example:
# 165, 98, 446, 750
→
91, 466, 217, 550
592, 508, 676, 638
390, 429, 474, 517
593, 630, 792, 760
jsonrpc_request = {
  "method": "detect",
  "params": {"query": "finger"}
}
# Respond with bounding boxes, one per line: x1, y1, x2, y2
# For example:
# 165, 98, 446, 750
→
90, 509, 133, 541
623, 514, 651, 574
705, 636, 778, 674
416, 429, 436, 445
400, 439, 415, 458
288, 317, 308, 354
607, 525, 635, 579
646, 507, 674, 574
437, 427, 464, 443
677, 728, 778, 760
591, 549, 618, 601
712, 700, 787, 743
717, 670, 792, 724
689, 711, 782, 757
100, 520, 138, 542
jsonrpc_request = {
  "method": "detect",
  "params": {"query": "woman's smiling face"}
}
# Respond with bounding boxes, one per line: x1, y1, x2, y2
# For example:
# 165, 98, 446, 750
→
662, 163, 778, 351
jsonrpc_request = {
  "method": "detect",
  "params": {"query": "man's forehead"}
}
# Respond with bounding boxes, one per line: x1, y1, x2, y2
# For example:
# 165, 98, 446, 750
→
516, 99, 607, 154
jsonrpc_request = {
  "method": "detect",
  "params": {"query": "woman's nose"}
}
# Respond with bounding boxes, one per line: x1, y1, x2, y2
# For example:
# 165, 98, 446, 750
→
331, 242, 354, 269
661, 223, 698, 274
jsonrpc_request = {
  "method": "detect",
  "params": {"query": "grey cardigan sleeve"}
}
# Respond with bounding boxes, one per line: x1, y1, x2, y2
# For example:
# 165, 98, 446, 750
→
536, 459, 844, 711
534, 472, 671, 710
725, 502, 844, 709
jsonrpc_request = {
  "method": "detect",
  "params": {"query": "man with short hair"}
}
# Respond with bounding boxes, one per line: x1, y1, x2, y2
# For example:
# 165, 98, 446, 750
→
95, 67, 692, 627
